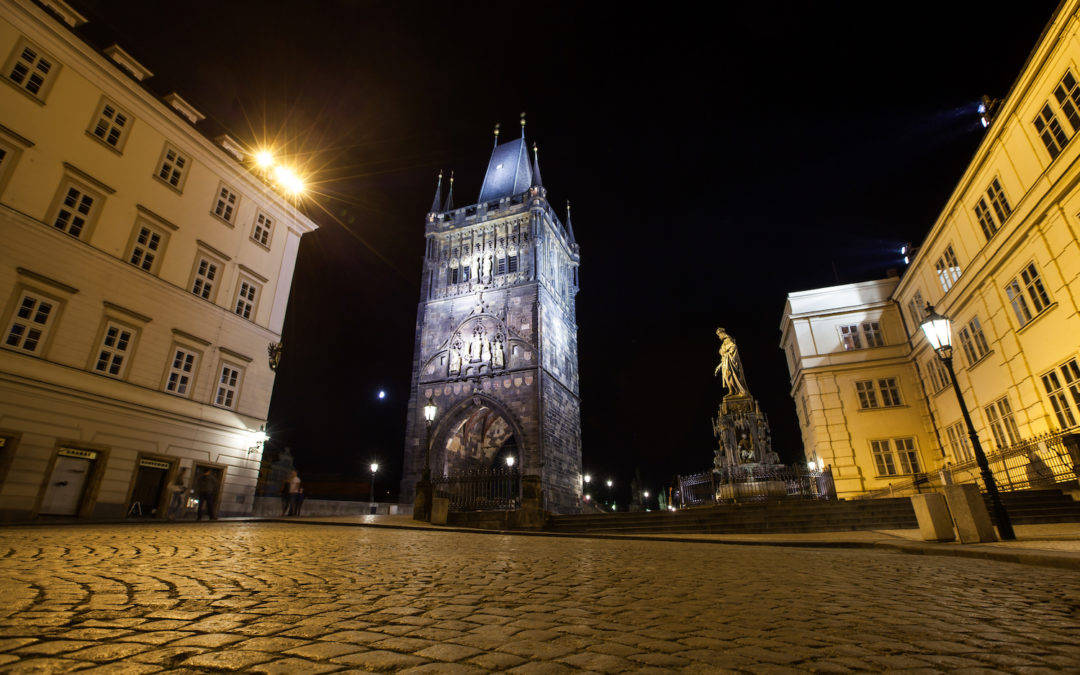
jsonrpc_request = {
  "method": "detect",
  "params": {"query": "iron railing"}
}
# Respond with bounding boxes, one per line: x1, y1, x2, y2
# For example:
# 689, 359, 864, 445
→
859, 430, 1080, 499
675, 465, 836, 507
433, 467, 521, 512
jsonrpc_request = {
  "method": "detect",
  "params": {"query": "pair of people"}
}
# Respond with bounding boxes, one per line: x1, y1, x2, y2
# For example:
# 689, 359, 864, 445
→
281, 470, 303, 516
166, 467, 218, 520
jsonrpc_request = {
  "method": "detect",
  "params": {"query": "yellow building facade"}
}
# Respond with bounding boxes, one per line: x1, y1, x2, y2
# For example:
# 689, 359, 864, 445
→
782, 0, 1080, 499
0, 0, 317, 519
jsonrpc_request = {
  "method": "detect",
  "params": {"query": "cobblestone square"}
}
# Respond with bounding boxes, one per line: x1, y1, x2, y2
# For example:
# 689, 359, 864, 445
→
0, 523, 1077, 672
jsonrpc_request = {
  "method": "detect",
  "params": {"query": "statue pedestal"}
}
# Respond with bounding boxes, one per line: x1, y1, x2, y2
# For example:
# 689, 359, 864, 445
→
713, 394, 778, 473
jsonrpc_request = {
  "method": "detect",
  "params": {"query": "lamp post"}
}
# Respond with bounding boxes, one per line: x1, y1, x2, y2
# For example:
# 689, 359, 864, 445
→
920, 304, 1015, 540
606, 478, 614, 511
414, 397, 438, 522
369, 462, 378, 514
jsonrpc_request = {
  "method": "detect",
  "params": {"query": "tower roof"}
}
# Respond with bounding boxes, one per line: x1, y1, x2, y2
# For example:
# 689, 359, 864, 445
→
477, 137, 533, 203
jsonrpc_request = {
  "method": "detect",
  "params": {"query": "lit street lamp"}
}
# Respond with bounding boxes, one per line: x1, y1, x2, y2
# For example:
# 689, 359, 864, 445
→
505, 455, 516, 468
369, 462, 378, 514
920, 304, 1015, 540
606, 478, 613, 511
414, 397, 438, 522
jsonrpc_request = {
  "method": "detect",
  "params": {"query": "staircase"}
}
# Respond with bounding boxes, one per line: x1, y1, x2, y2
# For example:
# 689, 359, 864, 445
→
545, 489, 1080, 535
990, 488, 1080, 524
545, 498, 918, 535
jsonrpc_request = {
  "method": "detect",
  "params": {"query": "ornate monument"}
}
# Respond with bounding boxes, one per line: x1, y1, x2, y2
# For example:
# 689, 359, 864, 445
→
712, 328, 779, 473
400, 119, 584, 514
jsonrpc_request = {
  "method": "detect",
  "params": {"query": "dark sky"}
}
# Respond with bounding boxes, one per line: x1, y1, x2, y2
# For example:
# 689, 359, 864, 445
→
75, 0, 1059, 501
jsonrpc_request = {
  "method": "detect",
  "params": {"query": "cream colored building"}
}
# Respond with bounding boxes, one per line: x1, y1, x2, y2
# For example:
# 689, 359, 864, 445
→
782, 0, 1080, 499
0, 0, 317, 520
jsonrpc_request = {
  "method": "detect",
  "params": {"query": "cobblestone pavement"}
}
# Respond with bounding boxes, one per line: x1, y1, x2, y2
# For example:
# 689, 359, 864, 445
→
0, 523, 1077, 673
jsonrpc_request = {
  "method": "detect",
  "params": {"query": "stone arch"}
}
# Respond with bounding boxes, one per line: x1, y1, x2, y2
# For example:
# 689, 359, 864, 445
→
430, 394, 528, 476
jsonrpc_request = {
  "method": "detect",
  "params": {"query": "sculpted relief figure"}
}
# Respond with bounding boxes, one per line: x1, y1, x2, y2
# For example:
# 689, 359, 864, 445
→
492, 336, 505, 368
483, 253, 494, 282
449, 341, 462, 375
714, 327, 748, 396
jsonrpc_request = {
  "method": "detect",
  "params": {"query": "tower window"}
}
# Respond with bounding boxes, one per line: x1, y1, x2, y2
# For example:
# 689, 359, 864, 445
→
508, 254, 519, 273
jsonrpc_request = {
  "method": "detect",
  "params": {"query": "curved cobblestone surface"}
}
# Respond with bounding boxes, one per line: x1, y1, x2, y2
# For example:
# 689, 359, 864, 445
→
0, 523, 1077, 673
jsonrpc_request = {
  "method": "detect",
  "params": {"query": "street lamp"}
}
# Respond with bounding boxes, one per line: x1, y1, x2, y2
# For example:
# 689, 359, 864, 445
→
415, 397, 438, 522
606, 478, 614, 511
505, 455, 515, 468
369, 462, 378, 513
920, 304, 1015, 540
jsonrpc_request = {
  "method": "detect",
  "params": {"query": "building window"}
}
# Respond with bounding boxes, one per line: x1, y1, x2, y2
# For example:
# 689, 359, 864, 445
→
926, 357, 951, 393
957, 316, 990, 366
0, 133, 27, 196
986, 178, 1012, 224
127, 223, 166, 274
214, 363, 243, 409
935, 245, 962, 292
858, 378, 901, 409
1053, 68, 1080, 131
4, 292, 55, 354
449, 267, 459, 284
508, 253, 519, 273
974, 199, 999, 241
93, 322, 134, 378
862, 322, 884, 347
840, 325, 861, 351
1005, 262, 1051, 327
191, 255, 221, 301
908, 290, 925, 327
461, 265, 471, 282
1034, 103, 1069, 159
165, 347, 198, 397
89, 98, 132, 151
855, 380, 878, 409
156, 144, 189, 190
985, 397, 1021, 450
1041, 359, 1080, 429
497, 255, 507, 275
251, 211, 273, 247
870, 438, 921, 476
5, 39, 56, 100
233, 279, 260, 320
213, 184, 239, 224
50, 181, 101, 239
945, 422, 974, 462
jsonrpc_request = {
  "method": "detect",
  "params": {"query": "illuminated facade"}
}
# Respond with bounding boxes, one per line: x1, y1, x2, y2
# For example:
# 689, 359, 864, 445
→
400, 128, 584, 514
0, 0, 317, 520
781, 0, 1080, 498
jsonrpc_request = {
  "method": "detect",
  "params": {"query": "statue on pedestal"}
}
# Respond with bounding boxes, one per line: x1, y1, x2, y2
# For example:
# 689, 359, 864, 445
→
711, 327, 777, 474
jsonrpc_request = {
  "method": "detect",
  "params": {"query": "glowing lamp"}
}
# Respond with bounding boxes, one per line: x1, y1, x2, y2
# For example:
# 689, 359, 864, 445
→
808, 460, 817, 471
255, 150, 274, 169
505, 455, 515, 468
583, 474, 591, 483
606, 479, 613, 488
643, 491, 649, 498
370, 462, 379, 473
423, 397, 438, 423
919, 304, 954, 360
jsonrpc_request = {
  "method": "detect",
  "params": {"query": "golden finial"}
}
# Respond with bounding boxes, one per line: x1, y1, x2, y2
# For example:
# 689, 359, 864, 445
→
493, 123, 500, 138
520, 112, 527, 128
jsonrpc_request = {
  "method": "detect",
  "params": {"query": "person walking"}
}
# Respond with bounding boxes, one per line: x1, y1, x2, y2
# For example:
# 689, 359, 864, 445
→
196, 468, 219, 520
287, 470, 302, 516
166, 467, 188, 520
279, 477, 291, 516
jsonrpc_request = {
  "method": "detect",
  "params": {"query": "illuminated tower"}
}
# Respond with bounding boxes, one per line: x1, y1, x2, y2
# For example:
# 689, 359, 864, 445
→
400, 120, 583, 514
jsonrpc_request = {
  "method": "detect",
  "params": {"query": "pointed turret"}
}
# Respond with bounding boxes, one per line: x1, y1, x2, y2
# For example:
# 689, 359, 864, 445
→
566, 200, 577, 245
531, 143, 543, 188
443, 171, 455, 211
430, 170, 444, 213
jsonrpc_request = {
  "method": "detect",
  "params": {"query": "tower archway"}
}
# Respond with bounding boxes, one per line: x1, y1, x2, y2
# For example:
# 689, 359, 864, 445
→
431, 394, 527, 475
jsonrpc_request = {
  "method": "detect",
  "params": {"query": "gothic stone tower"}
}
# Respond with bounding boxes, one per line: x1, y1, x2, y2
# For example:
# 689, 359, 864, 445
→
400, 128, 583, 514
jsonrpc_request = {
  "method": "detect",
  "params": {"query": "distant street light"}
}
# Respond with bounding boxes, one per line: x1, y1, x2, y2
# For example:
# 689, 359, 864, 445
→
606, 478, 614, 510
369, 462, 378, 513
505, 455, 515, 468
920, 304, 1015, 541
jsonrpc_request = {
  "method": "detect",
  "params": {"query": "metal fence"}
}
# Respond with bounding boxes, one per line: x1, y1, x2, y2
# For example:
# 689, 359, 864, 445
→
433, 467, 521, 512
860, 430, 1080, 499
676, 465, 836, 507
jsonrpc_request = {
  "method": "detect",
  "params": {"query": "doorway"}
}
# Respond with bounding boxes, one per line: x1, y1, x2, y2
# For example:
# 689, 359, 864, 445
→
128, 458, 171, 518
192, 464, 225, 516
39, 448, 98, 516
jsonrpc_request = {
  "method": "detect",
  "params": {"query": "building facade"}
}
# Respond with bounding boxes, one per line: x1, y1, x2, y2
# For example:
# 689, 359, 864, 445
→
400, 130, 584, 514
781, 0, 1080, 498
0, 0, 317, 520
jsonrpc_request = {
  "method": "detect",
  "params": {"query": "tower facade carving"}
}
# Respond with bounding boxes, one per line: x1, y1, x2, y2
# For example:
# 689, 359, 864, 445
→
400, 129, 583, 513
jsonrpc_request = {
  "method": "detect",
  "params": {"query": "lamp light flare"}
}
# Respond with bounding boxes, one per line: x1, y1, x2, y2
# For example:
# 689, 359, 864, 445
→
370, 462, 379, 473
255, 150, 274, 169
505, 455, 515, 468
378, 390, 386, 400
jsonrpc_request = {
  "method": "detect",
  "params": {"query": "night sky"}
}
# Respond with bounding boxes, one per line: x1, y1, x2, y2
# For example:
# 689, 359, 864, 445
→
75, 0, 1058, 502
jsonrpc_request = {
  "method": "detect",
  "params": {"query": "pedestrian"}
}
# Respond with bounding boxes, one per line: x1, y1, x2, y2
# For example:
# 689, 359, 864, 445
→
196, 468, 219, 520
287, 470, 302, 516
279, 476, 290, 516
166, 467, 188, 520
